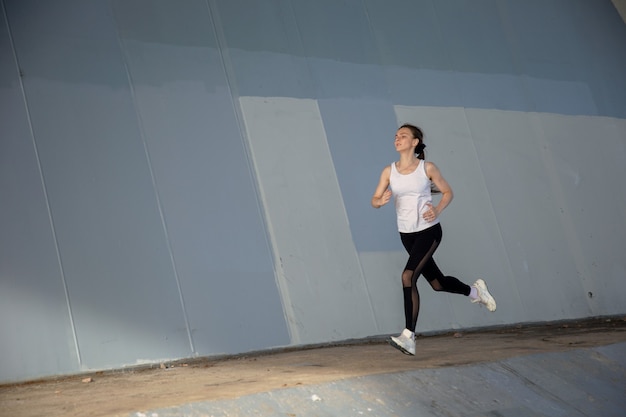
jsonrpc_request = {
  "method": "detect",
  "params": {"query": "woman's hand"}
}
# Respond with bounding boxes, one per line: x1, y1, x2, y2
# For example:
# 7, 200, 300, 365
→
422, 202, 438, 222
378, 189, 392, 207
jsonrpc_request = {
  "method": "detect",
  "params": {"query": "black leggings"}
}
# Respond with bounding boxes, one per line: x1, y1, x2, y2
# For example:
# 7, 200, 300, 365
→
400, 223, 471, 331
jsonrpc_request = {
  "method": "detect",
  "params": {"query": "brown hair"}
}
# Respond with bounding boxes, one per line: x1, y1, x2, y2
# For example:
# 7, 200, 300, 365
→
399, 123, 425, 159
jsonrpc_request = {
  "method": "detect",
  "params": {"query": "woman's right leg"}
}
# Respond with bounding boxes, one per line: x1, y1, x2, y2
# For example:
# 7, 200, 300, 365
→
401, 269, 419, 331
400, 229, 441, 332
390, 230, 440, 355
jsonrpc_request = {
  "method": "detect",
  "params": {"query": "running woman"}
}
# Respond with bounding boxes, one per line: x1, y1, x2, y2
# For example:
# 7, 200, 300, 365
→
371, 124, 496, 355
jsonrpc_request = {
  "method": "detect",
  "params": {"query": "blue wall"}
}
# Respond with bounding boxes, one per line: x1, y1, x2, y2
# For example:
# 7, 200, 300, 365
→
1, 0, 625, 383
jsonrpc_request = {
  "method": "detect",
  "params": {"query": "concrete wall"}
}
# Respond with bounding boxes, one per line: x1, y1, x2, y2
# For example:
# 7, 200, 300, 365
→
612, 0, 626, 22
1, 0, 625, 383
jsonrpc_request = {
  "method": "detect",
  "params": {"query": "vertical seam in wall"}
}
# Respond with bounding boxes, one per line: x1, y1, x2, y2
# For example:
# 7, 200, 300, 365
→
460, 109, 521, 308
109, 3, 196, 355
429, 0, 523, 317
530, 113, 594, 314
204, 0, 297, 343
274, 0, 329, 342
314, 97, 381, 332
429, 1, 467, 326
1, 1, 83, 367
359, 0, 385, 333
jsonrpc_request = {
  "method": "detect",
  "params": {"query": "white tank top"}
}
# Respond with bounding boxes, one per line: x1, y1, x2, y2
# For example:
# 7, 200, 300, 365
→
389, 160, 439, 233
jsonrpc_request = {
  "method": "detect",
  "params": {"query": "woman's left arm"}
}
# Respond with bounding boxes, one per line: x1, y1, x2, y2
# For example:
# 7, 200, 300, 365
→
426, 162, 453, 217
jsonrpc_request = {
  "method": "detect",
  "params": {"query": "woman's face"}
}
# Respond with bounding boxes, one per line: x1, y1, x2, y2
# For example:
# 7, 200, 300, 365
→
394, 127, 418, 152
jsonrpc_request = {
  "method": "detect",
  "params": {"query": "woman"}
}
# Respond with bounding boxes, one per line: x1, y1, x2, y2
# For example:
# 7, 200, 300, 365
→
371, 124, 496, 355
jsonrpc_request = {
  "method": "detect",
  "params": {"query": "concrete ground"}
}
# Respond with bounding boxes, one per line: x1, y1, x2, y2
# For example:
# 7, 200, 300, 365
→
1, 317, 625, 417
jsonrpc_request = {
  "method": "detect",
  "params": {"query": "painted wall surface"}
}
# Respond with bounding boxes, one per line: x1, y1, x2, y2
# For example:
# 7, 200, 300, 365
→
0, 0, 624, 383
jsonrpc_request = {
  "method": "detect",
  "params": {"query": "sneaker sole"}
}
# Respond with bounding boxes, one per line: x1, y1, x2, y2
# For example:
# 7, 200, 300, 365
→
388, 337, 414, 356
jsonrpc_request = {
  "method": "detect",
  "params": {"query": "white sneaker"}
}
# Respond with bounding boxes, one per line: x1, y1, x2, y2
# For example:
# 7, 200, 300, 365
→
471, 279, 496, 312
389, 328, 415, 355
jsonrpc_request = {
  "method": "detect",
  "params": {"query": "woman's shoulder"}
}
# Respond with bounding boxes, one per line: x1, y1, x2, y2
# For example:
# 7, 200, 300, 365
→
424, 160, 439, 173
376, 164, 392, 181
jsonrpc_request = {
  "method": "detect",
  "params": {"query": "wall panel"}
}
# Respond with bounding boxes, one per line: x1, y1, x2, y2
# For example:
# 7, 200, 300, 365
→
0, 7, 79, 381
113, 0, 289, 355
240, 97, 376, 343
6, 0, 191, 369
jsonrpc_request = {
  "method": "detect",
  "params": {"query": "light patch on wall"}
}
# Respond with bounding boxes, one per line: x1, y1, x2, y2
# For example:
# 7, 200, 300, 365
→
238, 96, 378, 344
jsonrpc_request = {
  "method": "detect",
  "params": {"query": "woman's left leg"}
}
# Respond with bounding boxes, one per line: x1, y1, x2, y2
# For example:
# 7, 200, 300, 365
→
420, 226, 497, 311
422, 258, 471, 295
417, 224, 471, 295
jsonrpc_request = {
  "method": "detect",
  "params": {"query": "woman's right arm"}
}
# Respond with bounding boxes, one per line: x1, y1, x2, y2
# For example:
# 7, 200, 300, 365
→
371, 166, 392, 208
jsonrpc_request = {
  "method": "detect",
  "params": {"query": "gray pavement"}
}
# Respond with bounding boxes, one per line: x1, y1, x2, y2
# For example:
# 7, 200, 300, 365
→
130, 341, 626, 417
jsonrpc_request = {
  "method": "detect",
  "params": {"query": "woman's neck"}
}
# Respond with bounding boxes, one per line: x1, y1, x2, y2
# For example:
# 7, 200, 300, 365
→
398, 153, 418, 167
